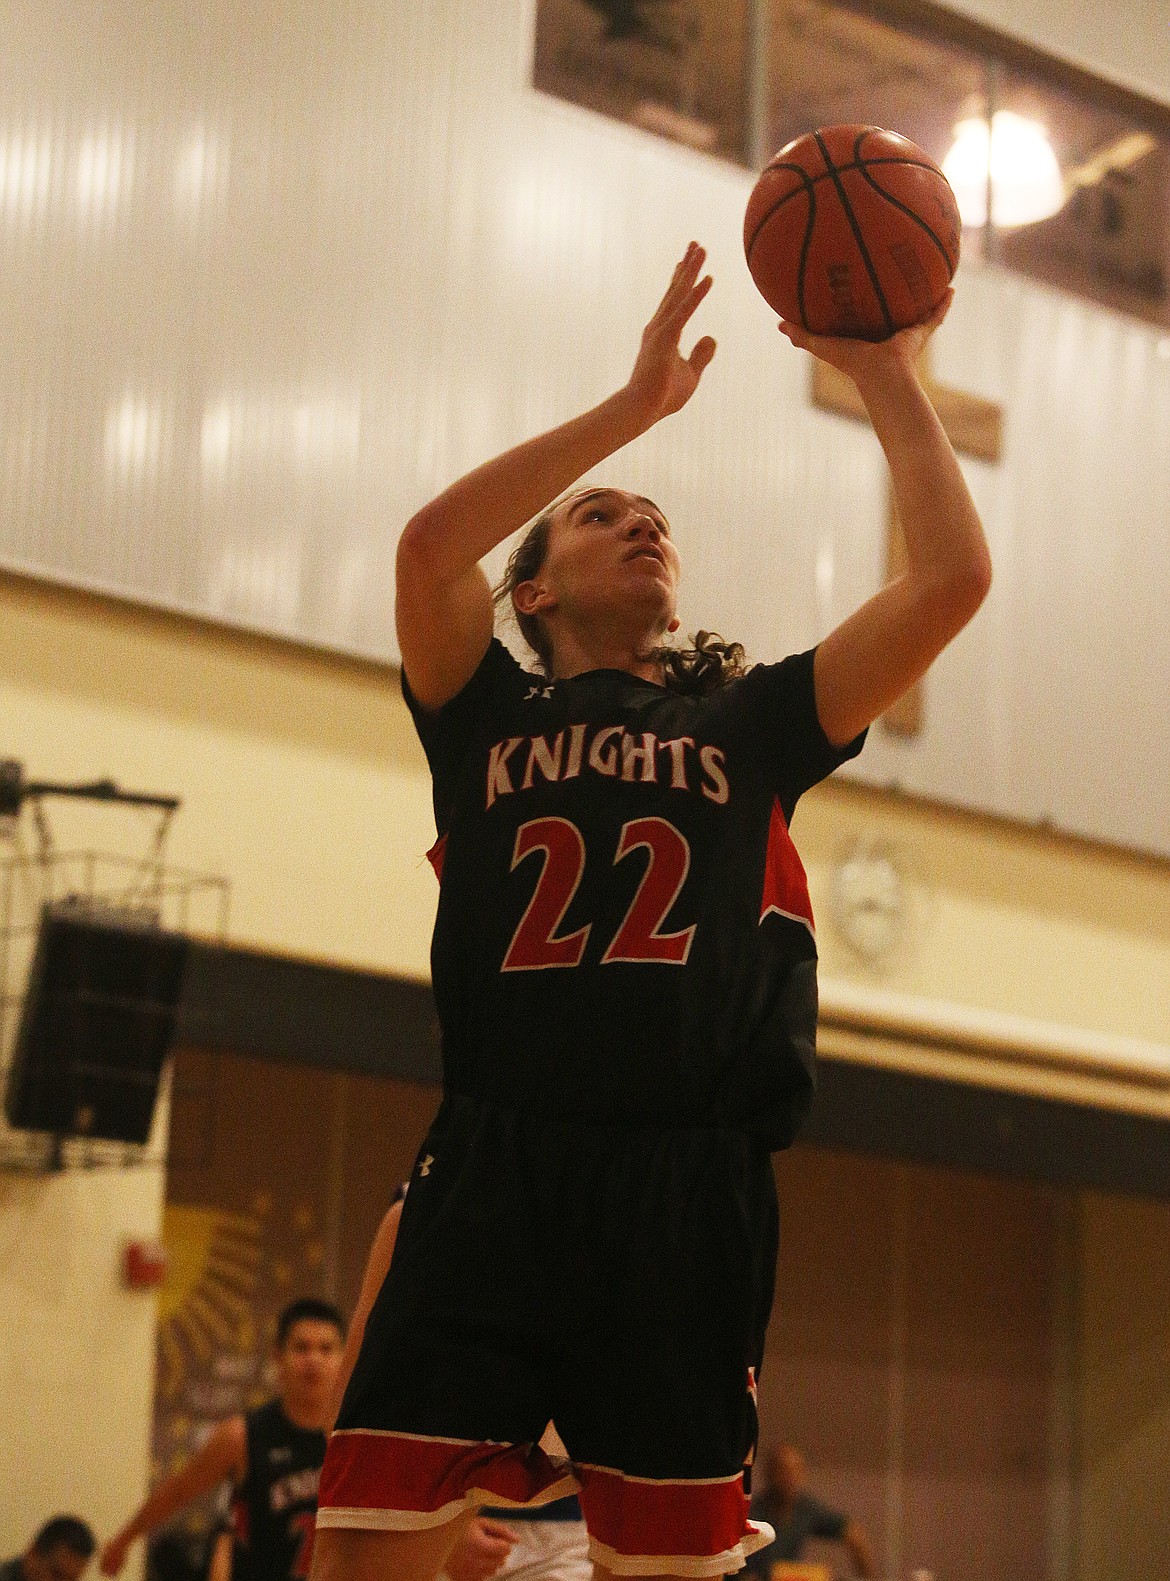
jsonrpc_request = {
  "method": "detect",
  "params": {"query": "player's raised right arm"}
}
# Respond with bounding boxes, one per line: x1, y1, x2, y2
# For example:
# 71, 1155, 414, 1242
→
395, 243, 716, 710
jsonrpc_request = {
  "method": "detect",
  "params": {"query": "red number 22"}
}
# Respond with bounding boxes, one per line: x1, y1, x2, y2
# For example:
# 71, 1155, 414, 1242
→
501, 816, 695, 971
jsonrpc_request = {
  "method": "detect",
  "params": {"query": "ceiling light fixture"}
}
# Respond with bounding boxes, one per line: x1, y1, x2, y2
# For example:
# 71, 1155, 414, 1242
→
943, 110, 1065, 229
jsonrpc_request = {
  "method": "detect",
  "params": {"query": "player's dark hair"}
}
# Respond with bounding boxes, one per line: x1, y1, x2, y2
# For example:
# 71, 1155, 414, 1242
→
494, 505, 748, 697
275, 1297, 345, 1348
32, 1519, 96, 1560
495, 510, 555, 674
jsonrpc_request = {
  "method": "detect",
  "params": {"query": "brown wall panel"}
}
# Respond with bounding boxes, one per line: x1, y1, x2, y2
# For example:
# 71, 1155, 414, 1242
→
154, 1048, 440, 1537
332, 1071, 441, 1309
763, 1146, 1059, 1581
765, 1146, 896, 1570
902, 1170, 1056, 1581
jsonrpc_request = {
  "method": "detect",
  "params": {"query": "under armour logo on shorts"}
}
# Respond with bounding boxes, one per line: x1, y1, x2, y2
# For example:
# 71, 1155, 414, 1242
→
418, 1154, 435, 1177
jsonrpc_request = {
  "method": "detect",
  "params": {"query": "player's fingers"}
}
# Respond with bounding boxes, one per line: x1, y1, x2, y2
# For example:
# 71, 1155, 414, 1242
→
651, 243, 705, 322
776, 318, 813, 352
688, 334, 717, 376
663, 272, 713, 336
651, 244, 697, 313
476, 1520, 517, 1541
673, 240, 700, 276
672, 241, 704, 285
923, 286, 954, 331
890, 290, 953, 355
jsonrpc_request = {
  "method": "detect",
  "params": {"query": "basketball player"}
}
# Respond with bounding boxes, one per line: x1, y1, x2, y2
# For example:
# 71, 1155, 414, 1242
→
100, 1298, 345, 1581
312, 242, 990, 1580
1, 1518, 96, 1581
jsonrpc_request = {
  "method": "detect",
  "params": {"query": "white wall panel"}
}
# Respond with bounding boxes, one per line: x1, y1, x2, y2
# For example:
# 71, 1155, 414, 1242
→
853, 268, 1170, 849
945, 0, 1170, 108
0, 0, 1167, 856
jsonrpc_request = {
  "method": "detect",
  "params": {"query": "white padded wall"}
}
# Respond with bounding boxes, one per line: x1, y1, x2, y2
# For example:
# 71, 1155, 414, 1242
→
0, 0, 1167, 856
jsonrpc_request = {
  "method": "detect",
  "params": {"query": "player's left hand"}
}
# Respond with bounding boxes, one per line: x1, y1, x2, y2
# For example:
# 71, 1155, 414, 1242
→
98, 1537, 131, 1577
444, 1517, 518, 1581
624, 242, 718, 428
777, 287, 953, 385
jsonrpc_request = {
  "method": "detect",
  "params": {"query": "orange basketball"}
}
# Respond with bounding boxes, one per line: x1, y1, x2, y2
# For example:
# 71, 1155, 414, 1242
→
744, 124, 961, 341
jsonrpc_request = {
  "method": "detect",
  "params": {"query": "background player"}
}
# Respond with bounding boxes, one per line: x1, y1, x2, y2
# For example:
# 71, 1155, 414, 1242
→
101, 1299, 345, 1581
312, 240, 991, 1580
746, 1445, 875, 1577
1, 1519, 96, 1581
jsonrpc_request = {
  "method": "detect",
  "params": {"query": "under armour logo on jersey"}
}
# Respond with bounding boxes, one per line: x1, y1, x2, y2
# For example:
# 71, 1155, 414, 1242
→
524, 684, 555, 701
418, 1153, 435, 1177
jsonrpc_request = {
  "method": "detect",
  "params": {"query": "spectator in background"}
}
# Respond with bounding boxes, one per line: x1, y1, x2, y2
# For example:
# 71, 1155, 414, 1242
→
746, 1445, 875, 1578
1, 1519, 96, 1581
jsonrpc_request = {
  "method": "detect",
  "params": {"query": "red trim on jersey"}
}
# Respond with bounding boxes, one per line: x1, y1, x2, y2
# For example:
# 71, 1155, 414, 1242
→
230, 1496, 249, 1548
317, 1430, 574, 1523
575, 1462, 752, 1563
759, 797, 814, 934
426, 833, 447, 882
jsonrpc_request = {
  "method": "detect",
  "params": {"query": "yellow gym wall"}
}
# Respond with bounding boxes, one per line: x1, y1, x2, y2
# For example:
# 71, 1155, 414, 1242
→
0, 1130, 167, 1562
3, 566, 1170, 1578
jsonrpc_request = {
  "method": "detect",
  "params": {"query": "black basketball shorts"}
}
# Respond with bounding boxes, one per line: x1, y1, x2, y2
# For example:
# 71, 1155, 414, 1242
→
318, 1093, 779, 1576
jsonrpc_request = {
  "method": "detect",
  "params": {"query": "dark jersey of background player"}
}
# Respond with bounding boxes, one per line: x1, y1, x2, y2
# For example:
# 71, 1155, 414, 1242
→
408, 636, 863, 1145
228, 1398, 327, 1581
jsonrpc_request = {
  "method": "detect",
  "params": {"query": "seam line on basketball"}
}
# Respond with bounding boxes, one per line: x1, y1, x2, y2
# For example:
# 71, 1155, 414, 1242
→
797, 171, 818, 331
853, 161, 957, 274
747, 159, 941, 259
746, 163, 815, 264
813, 129, 894, 337
763, 156, 940, 178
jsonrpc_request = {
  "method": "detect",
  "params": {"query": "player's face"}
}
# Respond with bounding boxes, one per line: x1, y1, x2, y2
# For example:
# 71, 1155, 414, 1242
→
275, 1318, 344, 1405
775, 1445, 807, 1498
537, 487, 680, 642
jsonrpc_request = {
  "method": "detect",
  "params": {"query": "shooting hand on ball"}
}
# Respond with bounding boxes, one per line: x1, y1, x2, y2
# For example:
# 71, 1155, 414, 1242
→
777, 287, 953, 391
624, 242, 717, 429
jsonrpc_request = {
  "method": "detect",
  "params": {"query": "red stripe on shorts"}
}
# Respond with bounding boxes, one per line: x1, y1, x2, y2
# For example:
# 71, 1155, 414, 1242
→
576, 1462, 751, 1561
318, 1429, 575, 1522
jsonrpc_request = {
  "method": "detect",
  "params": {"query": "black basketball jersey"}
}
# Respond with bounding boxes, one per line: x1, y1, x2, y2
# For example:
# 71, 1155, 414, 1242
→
403, 638, 864, 1149
229, 1400, 326, 1581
